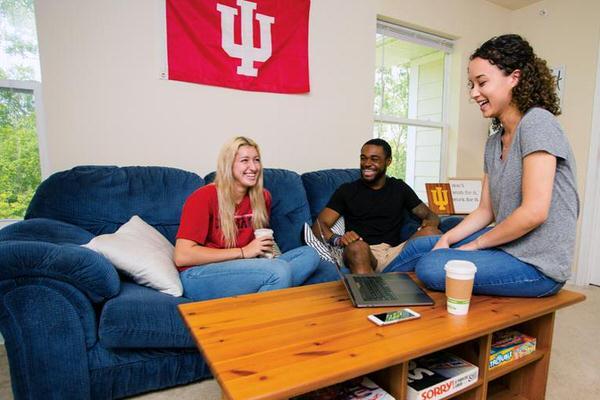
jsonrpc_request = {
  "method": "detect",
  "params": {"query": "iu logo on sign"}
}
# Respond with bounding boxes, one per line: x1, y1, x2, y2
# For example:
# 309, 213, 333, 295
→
216, 0, 274, 77
166, 0, 310, 93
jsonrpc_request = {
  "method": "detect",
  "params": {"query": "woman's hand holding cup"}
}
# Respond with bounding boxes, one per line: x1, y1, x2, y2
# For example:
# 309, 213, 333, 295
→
252, 228, 275, 258
243, 235, 274, 258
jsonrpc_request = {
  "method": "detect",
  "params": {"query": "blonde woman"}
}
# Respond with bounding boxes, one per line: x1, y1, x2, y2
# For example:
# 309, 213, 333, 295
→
174, 136, 320, 301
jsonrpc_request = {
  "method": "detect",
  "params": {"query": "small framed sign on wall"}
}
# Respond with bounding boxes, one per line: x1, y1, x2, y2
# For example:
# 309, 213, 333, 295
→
448, 178, 482, 214
425, 183, 455, 215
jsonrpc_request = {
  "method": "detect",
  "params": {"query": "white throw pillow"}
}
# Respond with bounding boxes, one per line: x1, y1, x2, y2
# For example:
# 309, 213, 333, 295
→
303, 217, 345, 264
83, 215, 183, 297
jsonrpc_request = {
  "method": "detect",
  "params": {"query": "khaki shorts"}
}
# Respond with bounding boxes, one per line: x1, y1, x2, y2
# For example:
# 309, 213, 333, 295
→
370, 242, 406, 272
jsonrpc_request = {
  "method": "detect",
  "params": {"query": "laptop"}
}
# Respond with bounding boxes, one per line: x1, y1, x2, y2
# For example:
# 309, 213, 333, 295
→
316, 221, 434, 308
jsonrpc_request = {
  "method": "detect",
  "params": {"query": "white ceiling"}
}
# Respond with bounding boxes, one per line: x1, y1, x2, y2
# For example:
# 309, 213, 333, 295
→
485, 0, 544, 10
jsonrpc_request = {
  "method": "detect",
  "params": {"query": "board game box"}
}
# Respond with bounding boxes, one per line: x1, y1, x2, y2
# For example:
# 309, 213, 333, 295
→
407, 352, 479, 400
292, 376, 395, 400
489, 329, 536, 370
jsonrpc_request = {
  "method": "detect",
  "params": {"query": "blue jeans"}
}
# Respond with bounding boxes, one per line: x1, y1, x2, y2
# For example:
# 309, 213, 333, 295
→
303, 259, 341, 284
383, 228, 563, 297
180, 246, 320, 301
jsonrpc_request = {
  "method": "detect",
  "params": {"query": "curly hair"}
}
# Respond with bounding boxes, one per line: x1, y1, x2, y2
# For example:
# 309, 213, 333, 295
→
470, 34, 560, 131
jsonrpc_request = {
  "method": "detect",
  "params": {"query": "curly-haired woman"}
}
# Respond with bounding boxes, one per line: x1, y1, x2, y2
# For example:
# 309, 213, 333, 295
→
387, 34, 579, 297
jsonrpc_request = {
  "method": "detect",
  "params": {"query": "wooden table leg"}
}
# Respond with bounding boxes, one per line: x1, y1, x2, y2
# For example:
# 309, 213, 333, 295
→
372, 362, 409, 400
521, 312, 556, 400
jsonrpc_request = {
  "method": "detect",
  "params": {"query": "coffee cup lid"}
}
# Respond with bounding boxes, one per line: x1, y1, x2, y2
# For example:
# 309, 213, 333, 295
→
444, 260, 477, 275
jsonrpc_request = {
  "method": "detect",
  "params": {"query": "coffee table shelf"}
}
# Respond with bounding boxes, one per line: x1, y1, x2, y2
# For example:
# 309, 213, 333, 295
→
179, 276, 584, 400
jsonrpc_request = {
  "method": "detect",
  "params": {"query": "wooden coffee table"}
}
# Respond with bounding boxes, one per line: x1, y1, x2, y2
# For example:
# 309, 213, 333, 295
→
179, 276, 585, 400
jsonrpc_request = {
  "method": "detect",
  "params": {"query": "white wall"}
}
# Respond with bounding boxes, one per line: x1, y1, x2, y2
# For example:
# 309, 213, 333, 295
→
35, 0, 376, 177
35, 0, 516, 179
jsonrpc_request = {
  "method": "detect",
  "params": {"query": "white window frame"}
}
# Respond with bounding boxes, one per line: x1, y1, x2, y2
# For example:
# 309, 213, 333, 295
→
0, 79, 49, 228
374, 21, 453, 185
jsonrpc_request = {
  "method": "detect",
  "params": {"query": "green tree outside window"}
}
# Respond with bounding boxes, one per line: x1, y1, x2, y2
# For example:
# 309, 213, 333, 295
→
0, 0, 42, 219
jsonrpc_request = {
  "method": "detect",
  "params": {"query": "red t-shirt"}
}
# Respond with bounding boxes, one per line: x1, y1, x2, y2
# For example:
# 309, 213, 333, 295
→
176, 184, 272, 250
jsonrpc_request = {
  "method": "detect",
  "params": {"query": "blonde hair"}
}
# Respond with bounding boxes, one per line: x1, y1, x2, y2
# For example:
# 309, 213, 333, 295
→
215, 136, 269, 248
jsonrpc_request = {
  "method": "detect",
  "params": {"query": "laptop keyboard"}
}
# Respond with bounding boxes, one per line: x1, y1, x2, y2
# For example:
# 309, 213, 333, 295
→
354, 276, 398, 301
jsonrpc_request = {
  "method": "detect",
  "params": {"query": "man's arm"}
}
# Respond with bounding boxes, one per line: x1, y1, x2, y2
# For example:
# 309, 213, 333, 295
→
312, 208, 362, 247
311, 207, 340, 243
410, 203, 442, 237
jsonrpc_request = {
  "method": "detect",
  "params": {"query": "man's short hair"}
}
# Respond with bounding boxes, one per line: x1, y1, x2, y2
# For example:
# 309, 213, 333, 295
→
363, 138, 392, 159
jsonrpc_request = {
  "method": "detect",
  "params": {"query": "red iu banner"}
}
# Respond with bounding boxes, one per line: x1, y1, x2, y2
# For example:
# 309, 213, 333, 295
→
166, 0, 310, 94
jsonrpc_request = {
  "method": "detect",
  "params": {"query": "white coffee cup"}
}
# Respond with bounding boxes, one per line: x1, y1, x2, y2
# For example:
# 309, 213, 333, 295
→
254, 228, 274, 259
444, 260, 477, 315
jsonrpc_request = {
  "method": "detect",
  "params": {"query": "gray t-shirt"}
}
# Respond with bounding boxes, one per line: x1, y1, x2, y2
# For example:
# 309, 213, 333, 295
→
484, 107, 579, 282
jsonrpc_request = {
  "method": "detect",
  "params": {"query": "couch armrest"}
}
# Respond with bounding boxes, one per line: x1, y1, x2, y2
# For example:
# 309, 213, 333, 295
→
0, 240, 121, 399
0, 218, 95, 245
0, 241, 120, 303
1, 279, 96, 399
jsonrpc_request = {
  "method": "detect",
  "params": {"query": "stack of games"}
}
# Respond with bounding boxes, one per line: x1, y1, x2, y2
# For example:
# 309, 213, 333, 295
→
489, 329, 537, 370
292, 377, 395, 400
407, 352, 479, 400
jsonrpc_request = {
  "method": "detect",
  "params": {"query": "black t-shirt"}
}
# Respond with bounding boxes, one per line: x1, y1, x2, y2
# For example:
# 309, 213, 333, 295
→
326, 177, 422, 246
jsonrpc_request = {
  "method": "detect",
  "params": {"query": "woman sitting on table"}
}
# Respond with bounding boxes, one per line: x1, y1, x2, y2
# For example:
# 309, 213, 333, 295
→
386, 34, 579, 297
174, 136, 320, 301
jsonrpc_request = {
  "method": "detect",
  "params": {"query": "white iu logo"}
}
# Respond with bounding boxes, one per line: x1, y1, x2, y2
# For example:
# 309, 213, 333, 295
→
216, 0, 275, 77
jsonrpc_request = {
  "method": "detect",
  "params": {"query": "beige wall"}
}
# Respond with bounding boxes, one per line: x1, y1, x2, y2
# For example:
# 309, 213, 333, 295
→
35, 0, 599, 192
35, 0, 513, 178
510, 0, 600, 196
35, 0, 376, 176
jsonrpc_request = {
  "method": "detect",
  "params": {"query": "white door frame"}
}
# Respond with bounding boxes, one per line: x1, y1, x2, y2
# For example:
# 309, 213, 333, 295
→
575, 42, 600, 286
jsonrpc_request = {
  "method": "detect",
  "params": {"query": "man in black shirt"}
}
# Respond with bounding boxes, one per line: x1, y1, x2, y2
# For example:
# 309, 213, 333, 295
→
312, 139, 441, 274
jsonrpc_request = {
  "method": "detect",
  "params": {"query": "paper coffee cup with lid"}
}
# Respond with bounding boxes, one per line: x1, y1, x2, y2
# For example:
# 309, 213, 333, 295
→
444, 260, 477, 315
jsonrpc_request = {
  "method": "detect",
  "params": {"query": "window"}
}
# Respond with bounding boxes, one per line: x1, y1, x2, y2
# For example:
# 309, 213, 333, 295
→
374, 21, 452, 201
0, 0, 46, 224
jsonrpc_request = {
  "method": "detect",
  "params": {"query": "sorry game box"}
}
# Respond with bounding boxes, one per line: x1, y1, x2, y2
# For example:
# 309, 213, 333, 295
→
407, 352, 479, 400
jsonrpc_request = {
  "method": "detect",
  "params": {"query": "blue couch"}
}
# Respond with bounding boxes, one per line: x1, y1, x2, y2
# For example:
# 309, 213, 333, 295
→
0, 166, 457, 399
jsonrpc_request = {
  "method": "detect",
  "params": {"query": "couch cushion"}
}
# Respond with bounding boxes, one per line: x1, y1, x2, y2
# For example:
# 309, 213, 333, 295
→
205, 168, 311, 252
301, 169, 361, 222
25, 166, 204, 244
99, 282, 195, 348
